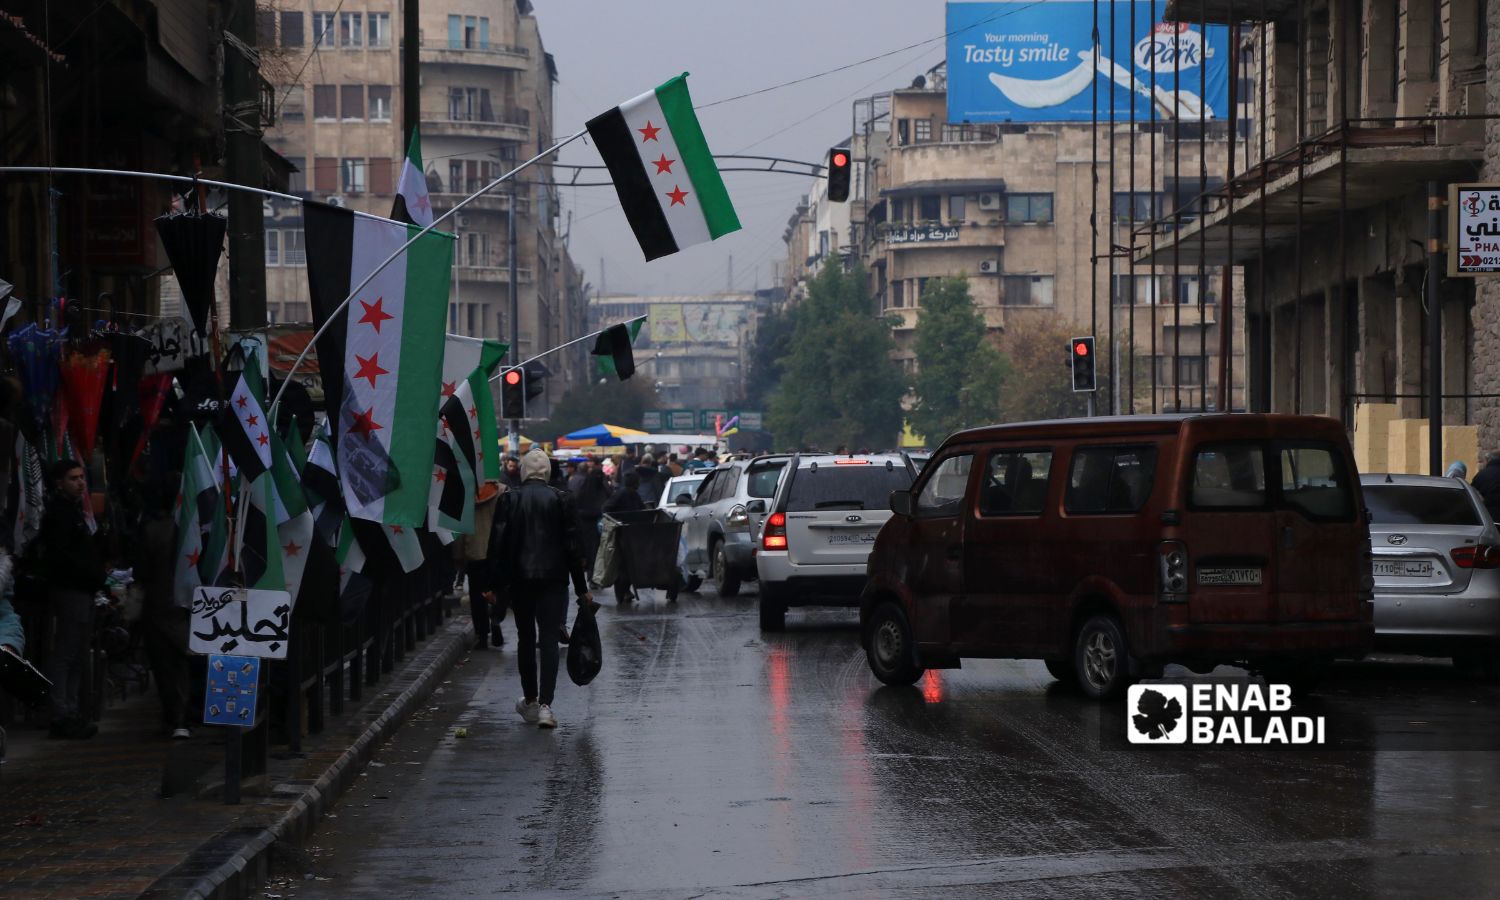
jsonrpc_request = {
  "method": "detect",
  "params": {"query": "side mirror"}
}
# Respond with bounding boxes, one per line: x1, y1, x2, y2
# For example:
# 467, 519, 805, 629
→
746, 499, 767, 514
673, 495, 692, 506
890, 490, 913, 517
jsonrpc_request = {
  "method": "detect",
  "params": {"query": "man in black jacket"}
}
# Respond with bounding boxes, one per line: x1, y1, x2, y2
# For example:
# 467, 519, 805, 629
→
35, 459, 103, 739
1474, 452, 1500, 522
485, 448, 592, 729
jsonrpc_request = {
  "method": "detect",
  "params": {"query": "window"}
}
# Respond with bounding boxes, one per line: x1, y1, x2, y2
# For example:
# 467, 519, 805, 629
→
891, 280, 905, 308
339, 11, 362, 47
314, 156, 336, 192
919, 194, 941, 221
1190, 443, 1268, 509
746, 460, 788, 498
1168, 177, 1222, 222
478, 16, 490, 49
264, 229, 281, 266
787, 465, 913, 513
286, 157, 306, 193
341, 85, 364, 119
916, 276, 930, 306
1112, 191, 1163, 223
1002, 275, 1055, 307
1277, 443, 1353, 520
1364, 485, 1481, 526
913, 118, 933, 142
449, 86, 481, 120
448, 161, 463, 193
281, 11, 304, 47
368, 12, 391, 48
368, 85, 392, 121
1065, 446, 1159, 514
1006, 193, 1053, 223
979, 450, 1052, 516
448, 14, 462, 48
313, 11, 336, 47
369, 157, 392, 195
949, 195, 966, 222
313, 84, 336, 120
282, 228, 306, 266
256, 11, 276, 45
280, 85, 305, 122
1111, 274, 1164, 306
915, 454, 973, 518
896, 118, 910, 145
891, 198, 906, 222
341, 158, 367, 193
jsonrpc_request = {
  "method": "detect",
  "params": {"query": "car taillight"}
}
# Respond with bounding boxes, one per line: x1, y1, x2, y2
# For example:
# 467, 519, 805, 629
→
1451, 545, 1500, 568
763, 512, 787, 550
1158, 540, 1188, 601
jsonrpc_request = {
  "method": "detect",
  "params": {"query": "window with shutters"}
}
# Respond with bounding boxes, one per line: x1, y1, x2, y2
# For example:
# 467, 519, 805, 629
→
313, 84, 336, 120
341, 85, 364, 120
256, 11, 276, 45
369, 157, 392, 195
314, 157, 337, 192
281, 11, 304, 47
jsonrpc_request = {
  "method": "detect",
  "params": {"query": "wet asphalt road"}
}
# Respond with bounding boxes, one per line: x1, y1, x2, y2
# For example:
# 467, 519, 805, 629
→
285, 586, 1500, 899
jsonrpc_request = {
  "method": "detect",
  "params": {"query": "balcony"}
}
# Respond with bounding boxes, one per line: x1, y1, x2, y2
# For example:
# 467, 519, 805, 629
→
454, 260, 533, 284
422, 108, 530, 142
417, 39, 530, 71
429, 191, 530, 215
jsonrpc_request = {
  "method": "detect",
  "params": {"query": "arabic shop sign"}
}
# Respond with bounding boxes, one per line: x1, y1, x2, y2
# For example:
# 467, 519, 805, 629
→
189, 586, 293, 659
884, 224, 962, 245
1449, 184, 1500, 276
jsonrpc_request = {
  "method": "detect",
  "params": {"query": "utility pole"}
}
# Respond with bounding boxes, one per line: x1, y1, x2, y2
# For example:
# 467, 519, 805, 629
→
1428, 181, 1444, 476
224, 0, 267, 329
508, 180, 520, 455
403, 0, 420, 150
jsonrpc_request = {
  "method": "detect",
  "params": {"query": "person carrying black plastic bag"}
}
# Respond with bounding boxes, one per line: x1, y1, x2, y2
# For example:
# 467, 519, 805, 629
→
484, 448, 593, 729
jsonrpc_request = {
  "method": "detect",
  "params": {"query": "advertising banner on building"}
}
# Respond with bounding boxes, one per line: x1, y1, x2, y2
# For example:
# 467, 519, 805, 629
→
946, 1, 1230, 123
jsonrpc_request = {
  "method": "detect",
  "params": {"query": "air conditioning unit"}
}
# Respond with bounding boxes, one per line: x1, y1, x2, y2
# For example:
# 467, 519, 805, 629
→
977, 193, 1001, 211
978, 259, 1000, 274
326, 195, 347, 208
456, 214, 471, 228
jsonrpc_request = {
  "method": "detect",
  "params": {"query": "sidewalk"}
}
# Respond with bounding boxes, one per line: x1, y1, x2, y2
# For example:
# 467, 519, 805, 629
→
0, 614, 476, 900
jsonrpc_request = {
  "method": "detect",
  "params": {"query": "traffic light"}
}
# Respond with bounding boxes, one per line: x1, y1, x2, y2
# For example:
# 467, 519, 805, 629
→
523, 361, 547, 402
1070, 336, 1096, 393
827, 147, 851, 202
500, 367, 526, 418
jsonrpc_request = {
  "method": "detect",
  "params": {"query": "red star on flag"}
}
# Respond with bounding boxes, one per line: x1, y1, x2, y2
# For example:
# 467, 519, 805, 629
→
283, 540, 302, 557
175, 492, 184, 510
348, 407, 383, 439
390, 525, 404, 535
666, 185, 689, 206
440, 418, 450, 436
434, 469, 447, 483
415, 192, 432, 214
468, 405, 478, 420
354, 352, 389, 388
245, 414, 259, 427
441, 381, 457, 397
358, 297, 394, 333
186, 548, 201, 567
236, 395, 249, 409
473, 428, 482, 440
638, 120, 661, 142
652, 154, 675, 174
257, 433, 270, 447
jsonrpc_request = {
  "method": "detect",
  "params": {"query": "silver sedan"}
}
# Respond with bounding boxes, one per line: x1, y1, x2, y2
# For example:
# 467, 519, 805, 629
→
1360, 473, 1500, 675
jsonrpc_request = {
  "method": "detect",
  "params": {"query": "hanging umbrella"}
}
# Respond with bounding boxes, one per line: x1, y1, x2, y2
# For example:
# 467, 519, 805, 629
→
7, 322, 63, 442
105, 330, 153, 433
154, 210, 227, 335
59, 344, 112, 459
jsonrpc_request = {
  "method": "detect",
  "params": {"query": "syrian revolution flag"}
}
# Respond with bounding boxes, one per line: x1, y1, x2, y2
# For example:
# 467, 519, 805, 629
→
430, 379, 480, 534
391, 131, 434, 228
586, 73, 741, 261
304, 200, 455, 527
304, 421, 345, 546
593, 319, 642, 381
442, 334, 506, 481
173, 425, 219, 609
237, 473, 283, 592
219, 359, 273, 482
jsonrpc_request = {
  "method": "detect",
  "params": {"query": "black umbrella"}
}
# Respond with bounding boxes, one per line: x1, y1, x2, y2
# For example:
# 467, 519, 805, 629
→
154, 211, 227, 335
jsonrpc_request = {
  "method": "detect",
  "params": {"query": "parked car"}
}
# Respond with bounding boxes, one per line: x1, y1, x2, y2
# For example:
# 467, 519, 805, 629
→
683, 455, 793, 597
861, 414, 1375, 699
1360, 473, 1500, 676
756, 454, 916, 631
659, 474, 708, 523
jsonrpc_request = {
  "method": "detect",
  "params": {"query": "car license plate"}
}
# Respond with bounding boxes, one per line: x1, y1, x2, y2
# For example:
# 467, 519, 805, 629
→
1197, 567, 1263, 586
828, 532, 876, 545
1374, 560, 1434, 578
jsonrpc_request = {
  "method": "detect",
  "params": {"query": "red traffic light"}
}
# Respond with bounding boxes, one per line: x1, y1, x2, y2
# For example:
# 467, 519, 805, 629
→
504, 370, 521, 385
832, 151, 848, 168
1074, 342, 1090, 357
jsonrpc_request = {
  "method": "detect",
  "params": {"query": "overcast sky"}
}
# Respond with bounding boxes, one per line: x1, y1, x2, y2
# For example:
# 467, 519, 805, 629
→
531, 1, 947, 297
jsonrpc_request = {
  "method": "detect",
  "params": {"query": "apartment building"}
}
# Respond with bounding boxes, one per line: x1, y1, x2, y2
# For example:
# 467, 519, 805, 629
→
256, 0, 587, 389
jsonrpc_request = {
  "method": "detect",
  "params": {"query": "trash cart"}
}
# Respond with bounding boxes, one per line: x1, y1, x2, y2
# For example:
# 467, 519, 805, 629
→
602, 508, 684, 599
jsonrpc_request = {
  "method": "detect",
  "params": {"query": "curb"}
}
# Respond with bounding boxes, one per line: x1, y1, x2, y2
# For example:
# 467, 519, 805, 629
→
176, 618, 476, 900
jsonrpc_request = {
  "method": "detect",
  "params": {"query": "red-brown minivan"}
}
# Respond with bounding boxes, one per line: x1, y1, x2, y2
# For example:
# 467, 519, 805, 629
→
861, 414, 1374, 699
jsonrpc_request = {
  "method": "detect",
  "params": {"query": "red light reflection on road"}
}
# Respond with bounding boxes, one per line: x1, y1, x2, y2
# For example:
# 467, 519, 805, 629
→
921, 670, 944, 703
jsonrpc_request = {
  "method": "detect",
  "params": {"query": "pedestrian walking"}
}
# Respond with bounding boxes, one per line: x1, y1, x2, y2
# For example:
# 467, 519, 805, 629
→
1446, 460, 1468, 480
484, 448, 592, 729
33, 459, 103, 739
136, 482, 193, 738
636, 454, 663, 505
602, 471, 646, 604
501, 456, 523, 488
574, 466, 609, 578
1473, 451, 1500, 521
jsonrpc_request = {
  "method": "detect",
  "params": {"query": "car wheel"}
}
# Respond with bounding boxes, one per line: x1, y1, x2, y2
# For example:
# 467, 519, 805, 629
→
684, 575, 703, 593
1074, 614, 1136, 700
864, 602, 924, 686
1044, 659, 1077, 684
712, 541, 741, 598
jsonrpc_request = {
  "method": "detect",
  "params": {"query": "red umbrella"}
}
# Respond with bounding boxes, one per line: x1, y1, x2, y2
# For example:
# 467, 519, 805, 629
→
59, 345, 112, 459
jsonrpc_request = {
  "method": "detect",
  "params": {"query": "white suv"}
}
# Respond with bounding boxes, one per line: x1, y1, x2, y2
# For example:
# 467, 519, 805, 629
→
755, 454, 915, 631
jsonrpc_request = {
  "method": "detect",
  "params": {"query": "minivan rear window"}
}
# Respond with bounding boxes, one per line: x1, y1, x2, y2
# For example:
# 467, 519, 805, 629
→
746, 460, 787, 498
1065, 445, 1159, 514
1277, 443, 1354, 521
1363, 484, 1482, 526
786, 464, 913, 512
1191, 443, 1268, 509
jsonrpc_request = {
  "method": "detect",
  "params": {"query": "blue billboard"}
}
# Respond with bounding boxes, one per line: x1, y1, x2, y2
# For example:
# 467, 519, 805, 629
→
946, 1, 1230, 123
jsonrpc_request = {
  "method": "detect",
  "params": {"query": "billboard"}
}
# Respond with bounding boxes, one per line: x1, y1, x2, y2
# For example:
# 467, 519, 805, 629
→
946, 1, 1229, 123
647, 303, 750, 344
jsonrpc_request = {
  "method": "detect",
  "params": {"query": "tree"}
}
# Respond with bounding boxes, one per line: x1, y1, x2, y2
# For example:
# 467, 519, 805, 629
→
768, 263, 905, 449
995, 316, 1112, 422
909, 276, 1009, 446
734, 304, 796, 413
539, 375, 658, 440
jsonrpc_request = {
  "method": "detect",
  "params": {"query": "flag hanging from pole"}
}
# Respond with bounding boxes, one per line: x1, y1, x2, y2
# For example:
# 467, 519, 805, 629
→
442, 334, 507, 480
592, 320, 642, 381
173, 425, 219, 609
303, 421, 344, 546
391, 131, 435, 228
586, 73, 741, 261
304, 201, 455, 527
430, 379, 480, 534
